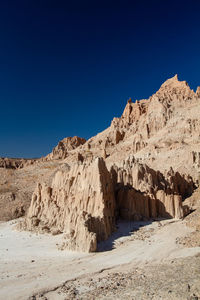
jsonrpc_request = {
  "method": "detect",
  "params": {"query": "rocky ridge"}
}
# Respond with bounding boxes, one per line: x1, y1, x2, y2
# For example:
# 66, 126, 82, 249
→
0, 157, 37, 169
45, 136, 86, 160
2, 75, 200, 252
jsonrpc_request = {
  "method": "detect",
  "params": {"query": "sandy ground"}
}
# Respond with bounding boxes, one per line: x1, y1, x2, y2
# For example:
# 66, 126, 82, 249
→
0, 218, 200, 300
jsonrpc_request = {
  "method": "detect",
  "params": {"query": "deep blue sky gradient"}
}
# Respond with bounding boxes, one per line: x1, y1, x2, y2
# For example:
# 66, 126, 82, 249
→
0, 0, 200, 158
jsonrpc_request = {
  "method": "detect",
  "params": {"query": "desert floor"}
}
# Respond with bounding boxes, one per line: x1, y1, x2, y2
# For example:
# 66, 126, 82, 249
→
0, 218, 200, 300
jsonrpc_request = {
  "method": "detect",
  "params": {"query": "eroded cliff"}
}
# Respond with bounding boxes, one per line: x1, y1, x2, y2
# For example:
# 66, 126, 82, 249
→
3, 75, 200, 251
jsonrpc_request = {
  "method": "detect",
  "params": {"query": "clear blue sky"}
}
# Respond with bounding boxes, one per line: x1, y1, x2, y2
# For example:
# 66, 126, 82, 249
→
0, 0, 200, 158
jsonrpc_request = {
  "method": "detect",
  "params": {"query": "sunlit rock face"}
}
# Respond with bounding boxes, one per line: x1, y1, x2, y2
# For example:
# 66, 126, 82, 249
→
25, 157, 116, 252
24, 155, 194, 252
15, 75, 200, 252
45, 136, 86, 160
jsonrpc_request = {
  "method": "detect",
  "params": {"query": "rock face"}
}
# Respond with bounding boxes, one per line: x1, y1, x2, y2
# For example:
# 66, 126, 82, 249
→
0, 157, 37, 169
111, 156, 194, 220
25, 157, 116, 252
196, 86, 200, 97
46, 136, 86, 160
112, 75, 197, 137
24, 155, 195, 252
3, 74, 200, 251
121, 98, 149, 126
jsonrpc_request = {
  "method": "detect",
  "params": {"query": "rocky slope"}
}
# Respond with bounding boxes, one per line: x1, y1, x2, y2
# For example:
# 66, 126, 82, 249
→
0, 157, 37, 169
0, 137, 86, 221
10, 74, 199, 252
45, 136, 86, 160
1, 74, 200, 251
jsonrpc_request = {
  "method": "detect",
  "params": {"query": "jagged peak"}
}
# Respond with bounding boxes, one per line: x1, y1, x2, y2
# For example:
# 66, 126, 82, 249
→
166, 74, 178, 82
154, 74, 197, 99
160, 74, 189, 89
196, 86, 200, 96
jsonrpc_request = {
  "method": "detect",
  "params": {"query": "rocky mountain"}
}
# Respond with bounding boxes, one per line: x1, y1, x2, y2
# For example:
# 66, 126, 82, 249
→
1, 75, 200, 252
45, 136, 86, 160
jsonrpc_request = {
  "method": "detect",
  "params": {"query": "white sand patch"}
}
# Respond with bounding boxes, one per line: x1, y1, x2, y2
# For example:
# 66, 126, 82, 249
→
0, 218, 200, 300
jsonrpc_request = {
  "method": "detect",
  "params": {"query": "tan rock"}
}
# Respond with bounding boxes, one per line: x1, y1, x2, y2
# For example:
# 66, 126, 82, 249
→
196, 86, 200, 97
111, 156, 194, 220
24, 157, 116, 252
0, 157, 37, 169
1, 74, 200, 251
46, 136, 86, 160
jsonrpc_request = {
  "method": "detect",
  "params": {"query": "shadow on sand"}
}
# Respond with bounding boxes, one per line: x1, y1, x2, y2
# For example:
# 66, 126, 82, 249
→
97, 219, 154, 252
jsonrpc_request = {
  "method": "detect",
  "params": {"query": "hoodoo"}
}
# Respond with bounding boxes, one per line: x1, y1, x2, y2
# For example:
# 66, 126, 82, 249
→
17, 75, 200, 252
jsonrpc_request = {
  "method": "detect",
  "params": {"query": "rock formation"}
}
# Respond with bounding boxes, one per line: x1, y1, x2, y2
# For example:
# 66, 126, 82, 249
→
196, 86, 200, 97
111, 75, 197, 138
111, 156, 194, 220
45, 136, 86, 160
0, 136, 86, 169
23, 154, 195, 252
0, 157, 37, 169
24, 157, 116, 252
2, 74, 200, 251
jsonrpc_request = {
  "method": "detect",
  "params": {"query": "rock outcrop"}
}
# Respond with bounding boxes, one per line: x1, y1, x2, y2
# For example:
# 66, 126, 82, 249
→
0, 136, 86, 169
111, 75, 198, 138
196, 86, 200, 97
24, 157, 116, 252
46, 136, 86, 160
111, 156, 194, 220
0, 157, 37, 169
3, 74, 200, 252
23, 155, 195, 252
